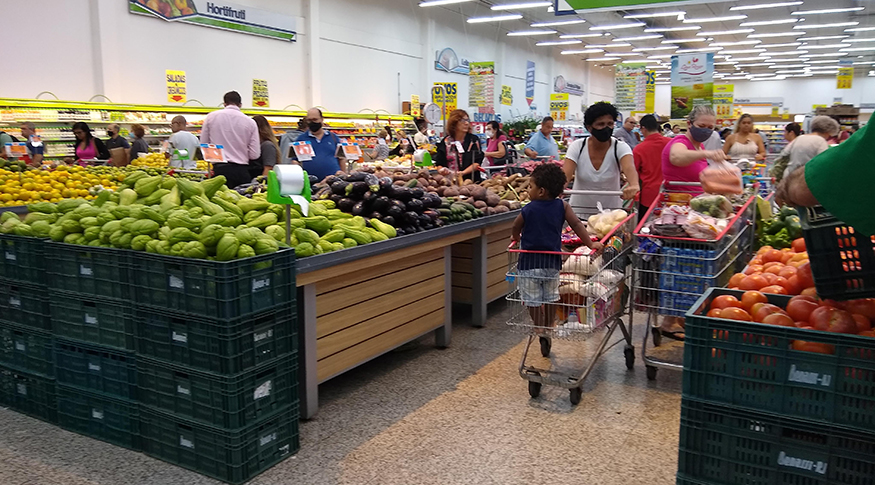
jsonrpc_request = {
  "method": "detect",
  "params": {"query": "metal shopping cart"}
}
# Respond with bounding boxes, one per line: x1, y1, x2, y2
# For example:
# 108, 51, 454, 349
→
631, 182, 757, 381
505, 190, 636, 404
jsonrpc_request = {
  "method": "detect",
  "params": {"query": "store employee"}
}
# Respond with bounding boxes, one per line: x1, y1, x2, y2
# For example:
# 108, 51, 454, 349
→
524, 116, 559, 159
294, 108, 345, 180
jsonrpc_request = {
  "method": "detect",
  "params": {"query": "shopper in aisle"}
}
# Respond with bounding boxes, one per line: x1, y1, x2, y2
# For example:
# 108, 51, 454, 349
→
200, 91, 260, 189
722, 114, 766, 162
129, 124, 151, 162
613, 116, 639, 148
279, 119, 307, 165
105, 123, 130, 151
389, 129, 415, 157
167, 116, 200, 169
784, 122, 801, 144
672, 125, 681, 136
295, 108, 344, 180
662, 105, 727, 195
563, 102, 639, 215
434, 109, 484, 182
367, 130, 391, 161
781, 115, 838, 179
524, 117, 558, 159
249, 115, 280, 178
70, 122, 110, 161
662, 123, 673, 137
632, 114, 669, 220
19, 122, 44, 166
414, 119, 429, 147
483, 120, 509, 166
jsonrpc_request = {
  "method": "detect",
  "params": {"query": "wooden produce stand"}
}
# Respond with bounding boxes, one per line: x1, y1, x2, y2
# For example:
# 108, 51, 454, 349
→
451, 219, 515, 327
296, 212, 517, 418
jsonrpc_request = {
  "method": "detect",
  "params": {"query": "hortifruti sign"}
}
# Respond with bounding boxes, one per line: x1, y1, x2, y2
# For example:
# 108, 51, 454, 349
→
129, 0, 297, 41
558, 0, 731, 11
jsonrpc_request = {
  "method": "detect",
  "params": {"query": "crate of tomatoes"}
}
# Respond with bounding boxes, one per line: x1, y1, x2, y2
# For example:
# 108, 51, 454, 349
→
728, 238, 814, 297
683, 287, 875, 433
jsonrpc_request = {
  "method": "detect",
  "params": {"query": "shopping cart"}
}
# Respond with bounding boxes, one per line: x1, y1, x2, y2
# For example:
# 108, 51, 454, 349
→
506, 191, 636, 404
631, 182, 757, 381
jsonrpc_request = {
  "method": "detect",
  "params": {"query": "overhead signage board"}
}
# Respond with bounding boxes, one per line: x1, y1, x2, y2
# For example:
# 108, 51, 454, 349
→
130, 0, 297, 41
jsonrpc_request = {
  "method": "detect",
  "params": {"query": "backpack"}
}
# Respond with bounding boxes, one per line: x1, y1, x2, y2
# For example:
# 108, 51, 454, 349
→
0, 131, 19, 143
575, 136, 621, 171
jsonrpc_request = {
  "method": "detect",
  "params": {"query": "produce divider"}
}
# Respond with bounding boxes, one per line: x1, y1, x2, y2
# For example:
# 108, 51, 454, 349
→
295, 211, 517, 419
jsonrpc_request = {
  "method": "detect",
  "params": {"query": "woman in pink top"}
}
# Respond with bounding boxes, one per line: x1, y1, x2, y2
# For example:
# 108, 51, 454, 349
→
661, 105, 727, 195
483, 120, 509, 166
71, 122, 110, 162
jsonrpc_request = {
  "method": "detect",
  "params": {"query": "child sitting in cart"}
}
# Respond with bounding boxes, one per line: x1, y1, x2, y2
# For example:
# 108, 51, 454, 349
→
512, 164, 603, 347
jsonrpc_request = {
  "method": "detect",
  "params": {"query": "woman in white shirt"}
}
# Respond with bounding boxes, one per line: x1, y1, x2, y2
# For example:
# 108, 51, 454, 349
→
563, 102, 640, 215
723, 114, 766, 161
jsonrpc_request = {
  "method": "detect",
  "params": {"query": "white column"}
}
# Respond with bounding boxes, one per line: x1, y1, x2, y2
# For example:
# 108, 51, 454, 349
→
305, 0, 321, 108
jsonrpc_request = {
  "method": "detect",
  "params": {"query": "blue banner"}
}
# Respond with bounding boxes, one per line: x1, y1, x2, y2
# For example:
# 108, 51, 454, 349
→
526, 61, 536, 107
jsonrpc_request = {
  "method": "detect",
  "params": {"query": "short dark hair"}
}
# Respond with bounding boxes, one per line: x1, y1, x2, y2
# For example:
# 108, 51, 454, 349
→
785, 122, 801, 137
639, 114, 659, 133
663, 123, 671, 130
541, 116, 554, 124
224, 91, 242, 106
530, 163, 567, 199
584, 102, 619, 127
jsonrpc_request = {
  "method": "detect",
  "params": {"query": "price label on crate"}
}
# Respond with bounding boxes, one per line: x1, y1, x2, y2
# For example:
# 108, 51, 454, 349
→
341, 143, 362, 161
4, 142, 27, 159
200, 144, 225, 164
292, 141, 314, 161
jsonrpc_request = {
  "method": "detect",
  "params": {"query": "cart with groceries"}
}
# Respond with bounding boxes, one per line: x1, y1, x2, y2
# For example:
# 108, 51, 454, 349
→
505, 190, 636, 404
631, 181, 758, 380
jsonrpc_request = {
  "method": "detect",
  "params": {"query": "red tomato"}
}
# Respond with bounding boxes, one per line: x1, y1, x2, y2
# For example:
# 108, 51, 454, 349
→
786, 296, 819, 322
852, 314, 872, 333
761, 273, 779, 285
750, 302, 767, 316
763, 262, 784, 271
763, 249, 784, 263
795, 321, 810, 328
792, 238, 806, 253
750, 257, 764, 266
786, 275, 802, 295
858, 330, 875, 338
797, 262, 814, 289
801, 287, 818, 298
778, 266, 798, 279
721, 307, 752, 321
741, 291, 768, 311
757, 245, 774, 256
762, 313, 795, 327
792, 340, 835, 354
707, 308, 723, 318
744, 265, 764, 276
711, 295, 743, 310
810, 306, 857, 334
780, 252, 795, 264
729, 273, 746, 288
839, 298, 875, 320
760, 285, 788, 295
753, 303, 786, 323
740, 275, 769, 291
765, 265, 784, 275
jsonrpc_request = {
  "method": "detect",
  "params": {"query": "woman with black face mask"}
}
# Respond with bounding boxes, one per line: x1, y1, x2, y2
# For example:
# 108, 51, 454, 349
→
661, 105, 728, 197
563, 102, 640, 216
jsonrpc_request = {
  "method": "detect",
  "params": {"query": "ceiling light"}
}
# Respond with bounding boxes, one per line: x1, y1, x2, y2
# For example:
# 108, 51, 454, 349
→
804, 59, 840, 63
797, 35, 849, 41
722, 76, 750, 80
736, 62, 775, 67
586, 57, 621, 61
748, 73, 780, 77
731, 2, 802, 11
491, 1, 551, 10
842, 38, 875, 43
771, 64, 807, 68
662, 38, 705, 44
721, 48, 766, 54
846, 27, 875, 33
611, 52, 644, 57
632, 46, 678, 52
794, 22, 859, 30
801, 52, 849, 57
841, 46, 875, 52
536, 40, 582, 46
561, 49, 605, 54
589, 22, 646, 31
613, 34, 663, 41
683, 15, 747, 23
805, 64, 844, 69
530, 19, 585, 27
624, 11, 686, 19
654, 69, 672, 73
792, 7, 865, 15
712, 40, 762, 47
769, 57, 808, 62
741, 19, 799, 27
714, 61, 738, 65
751, 76, 787, 81
507, 30, 557, 36
645, 26, 701, 33
467, 14, 523, 23
854, 61, 875, 65
809, 70, 839, 74
766, 50, 807, 56
647, 54, 675, 59
749, 31, 805, 38
419, 0, 473, 6
676, 47, 724, 53
732, 56, 773, 61
559, 33, 604, 39
775, 70, 808, 74
801, 44, 848, 50
697, 29, 755, 37
759, 42, 802, 48
586, 43, 631, 48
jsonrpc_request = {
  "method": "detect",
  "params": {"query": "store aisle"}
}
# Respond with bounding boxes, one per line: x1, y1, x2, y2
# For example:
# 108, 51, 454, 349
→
0, 302, 682, 485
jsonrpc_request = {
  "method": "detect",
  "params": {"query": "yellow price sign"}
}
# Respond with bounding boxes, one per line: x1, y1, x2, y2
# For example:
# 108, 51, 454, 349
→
166, 70, 187, 103
252, 79, 269, 107
500, 85, 512, 106
837, 66, 853, 89
549, 93, 569, 112
411, 94, 420, 117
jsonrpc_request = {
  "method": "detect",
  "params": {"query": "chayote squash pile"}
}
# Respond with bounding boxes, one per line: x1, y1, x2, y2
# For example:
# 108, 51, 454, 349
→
0, 170, 398, 259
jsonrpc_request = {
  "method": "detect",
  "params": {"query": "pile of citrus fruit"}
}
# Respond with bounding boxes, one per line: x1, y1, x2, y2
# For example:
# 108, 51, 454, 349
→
0, 165, 122, 206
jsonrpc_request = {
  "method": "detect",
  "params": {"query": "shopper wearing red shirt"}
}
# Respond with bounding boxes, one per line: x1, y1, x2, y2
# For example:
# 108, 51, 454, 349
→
632, 114, 669, 221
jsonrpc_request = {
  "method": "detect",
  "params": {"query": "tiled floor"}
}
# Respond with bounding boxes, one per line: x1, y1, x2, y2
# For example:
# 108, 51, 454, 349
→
0, 302, 684, 485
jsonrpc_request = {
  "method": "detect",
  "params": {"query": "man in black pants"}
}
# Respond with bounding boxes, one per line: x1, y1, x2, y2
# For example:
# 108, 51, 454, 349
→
199, 91, 260, 189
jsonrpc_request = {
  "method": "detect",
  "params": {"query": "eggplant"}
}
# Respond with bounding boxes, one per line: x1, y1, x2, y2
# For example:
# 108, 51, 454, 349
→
403, 211, 420, 225
316, 187, 333, 200
329, 194, 343, 205
367, 211, 382, 221
386, 204, 403, 218
352, 202, 366, 216
389, 199, 406, 211
381, 215, 396, 227
372, 196, 390, 213
347, 171, 367, 182
410, 188, 424, 199
337, 198, 356, 213
379, 177, 394, 194
362, 191, 378, 204
423, 223, 434, 230
364, 174, 380, 192
406, 199, 424, 213
395, 227, 406, 236
346, 181, 369, 198
424, 193, 442, 208
324, 175, 339, 186
423, 210, 439, 222
309, 175, 320, 186
390, 186, 412, 202
331, 180, 349, 196
402, 225, 416, 235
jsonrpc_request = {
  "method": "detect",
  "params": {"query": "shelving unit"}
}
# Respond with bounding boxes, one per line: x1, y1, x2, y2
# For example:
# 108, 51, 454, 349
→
753, 121, 790, 155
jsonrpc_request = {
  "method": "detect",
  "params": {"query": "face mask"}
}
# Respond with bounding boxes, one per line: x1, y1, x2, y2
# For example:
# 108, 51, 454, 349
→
590, 126, 612, 142
107, 131, 114, 137
308, 122, 322, 133
485, 130, 494, 138
689, 125, 713, 143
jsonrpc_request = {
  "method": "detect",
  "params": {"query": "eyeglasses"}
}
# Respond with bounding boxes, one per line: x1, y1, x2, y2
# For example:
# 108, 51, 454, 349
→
460, 118, 470, 123
72, 130, 84, 135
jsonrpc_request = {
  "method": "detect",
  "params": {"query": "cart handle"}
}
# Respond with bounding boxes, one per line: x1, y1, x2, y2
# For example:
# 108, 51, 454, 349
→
664, 181, 702, 187
564, 189, 624, 197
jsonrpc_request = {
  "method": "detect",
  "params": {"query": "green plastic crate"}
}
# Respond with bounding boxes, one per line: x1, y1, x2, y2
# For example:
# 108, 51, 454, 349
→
0, 281, 50, 331
51, 292, 134, 350
54, 340, 137, 400
0, 233, 44, 285
678, 398, 875, 485
44, 242, 130, 299
137, 355, 296, 429
0, 321, 53, 377
129, 249, 295, 320
0, 365, 56, 423
139, 404, 299, 485
56, 385, 140, 450
684, 288, 875, 433
135, 305, 296, 374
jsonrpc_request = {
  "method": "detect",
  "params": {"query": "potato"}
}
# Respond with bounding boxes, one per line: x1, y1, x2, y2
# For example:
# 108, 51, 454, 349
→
494, 205, 510, 213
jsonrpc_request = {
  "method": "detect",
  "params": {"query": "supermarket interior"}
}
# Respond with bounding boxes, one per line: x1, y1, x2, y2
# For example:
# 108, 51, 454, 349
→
2, 0, 875, 484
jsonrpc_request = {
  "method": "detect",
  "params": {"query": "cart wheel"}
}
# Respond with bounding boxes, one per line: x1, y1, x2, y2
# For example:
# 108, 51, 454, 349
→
624, 346, 635, 370
646, 365, 658, 381
528, 381, 541, 398
651, 327, 662, 347
539, 336, 551, 357
569, 387, 582, 405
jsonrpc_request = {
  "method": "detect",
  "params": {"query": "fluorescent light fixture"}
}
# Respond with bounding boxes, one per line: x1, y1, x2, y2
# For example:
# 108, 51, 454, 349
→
589, 22, 646, 31
748, 73, 780, 77
797, 36, 849, 41
775, 70, 808, 74
645, 26, 701, 33
722, 76, 751, 80
801, 52, 849, 57
712, 40, 762, 47
721, 48, 766, 54
654, 69, 672, 73
559, 33, 604, 39
853, 61, 875, 65
661, 38, 705, 44
530, 19, 585, 27
419, 0, 473, 6
507, 30, 557, 36
771, 64, 807, 68
736, 62, 775, 67
846, 27, 875, 33
611, 52, 644, 56
491, 1, 551, 10
765, 50, 807, 56
697, 29, 755, 37
804, 59, 840, 63
648, 54, 675, 59
676, 47, 724, 53
751, 76, 787, 81
586, 57, 621, 61
632, 46, 678, 52
806, 64, 844, 69
536, 39, 583, 46
731, 56, 773, 61
769, 57, 809, 62
842, 38, 875, 43
467, 14, 523, 23
625, 11, 685, 19
801, 44, 848, 50
731, 2, 803, 11
749, 31, 805, 38
561, 49, 605, 54
840, 46, 875, 52
613, 34, 663, 41
808, 69, 839, 74
741, 19, 799, 27
794, 22, 859, 30
759, 42, 802, 48
792, 7, 865, 15
586, 43, 631, 48
683, 15, 746, 23
714, 62, 738, 65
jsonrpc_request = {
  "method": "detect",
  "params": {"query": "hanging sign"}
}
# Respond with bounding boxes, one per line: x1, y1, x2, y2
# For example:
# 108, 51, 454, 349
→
435, 47, 470, 75
771, 105, 780, 117
670, 54, 714, 119
431, 83, 457, 117
500, 85, 513, 106
782, 108, 790, 120
526, 61, 536, 107
468, 62, 495, 112
550, 93, 569, 121
553, 75, 584, 96
199, 144, 225, 163
837, 61, 853, 89
713, 84, 734, 119
252, 79, 269, 107
410, 94, 420, 117
614, 63, 650, 112
166, 70, 187, 103
292, 142, 314, 161
341, 143, 362, 161
130, 1, 297, 42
